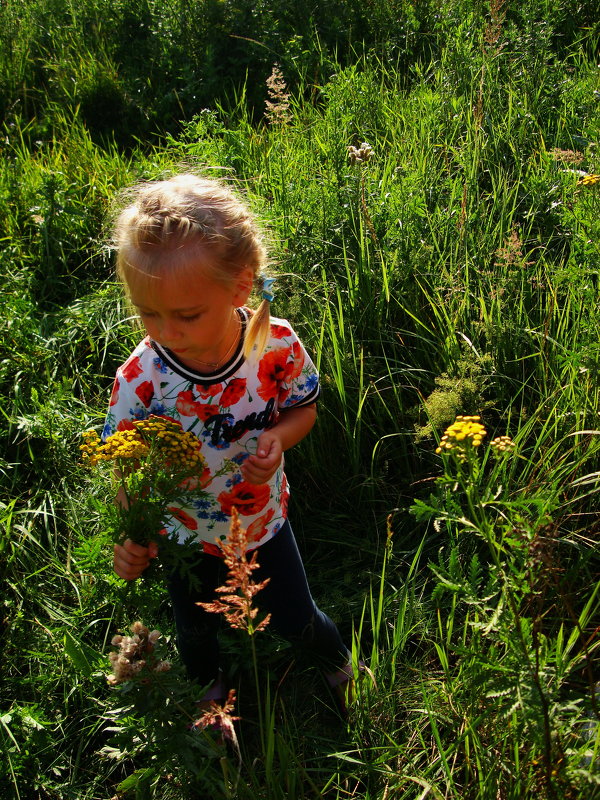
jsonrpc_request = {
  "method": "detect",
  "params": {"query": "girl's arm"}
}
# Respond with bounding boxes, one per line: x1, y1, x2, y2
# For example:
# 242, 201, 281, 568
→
241, 403, 317, 485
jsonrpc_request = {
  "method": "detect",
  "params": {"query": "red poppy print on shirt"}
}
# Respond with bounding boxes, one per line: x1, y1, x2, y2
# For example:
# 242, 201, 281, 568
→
109, 378, 120, 406
202, 540, 223, 557
179, 465, 212, 492
116, 419, 135, 432
196, 403, 221, 422
167, 507, 198, 531
220, 378, 247, 407
176, 389, 202, 417
176, 390, 219, 421
135, 381, 154, 407
289, 340, 305, 380
246, 508, 275, 542
256, 347, 291, 401
121, 354, 143, 382
271, 323, 292, 339
218, 481, 270, 516
196, 382, 223, 399
280, 474, 289, 517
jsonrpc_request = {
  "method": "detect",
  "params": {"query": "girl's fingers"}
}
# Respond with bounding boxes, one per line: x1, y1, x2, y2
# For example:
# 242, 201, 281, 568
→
113, 540, 157, 580
122, 538, 153, 557
256, 431, 280, 459
243, 437, 282, 478
241, 459, 276, 484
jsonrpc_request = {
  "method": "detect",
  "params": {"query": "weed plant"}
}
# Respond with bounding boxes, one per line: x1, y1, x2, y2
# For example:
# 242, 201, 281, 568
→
1, 2, 599, 798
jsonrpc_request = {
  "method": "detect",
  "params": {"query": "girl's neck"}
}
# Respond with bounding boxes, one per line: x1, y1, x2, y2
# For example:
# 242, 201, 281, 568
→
177, 309, 242, 373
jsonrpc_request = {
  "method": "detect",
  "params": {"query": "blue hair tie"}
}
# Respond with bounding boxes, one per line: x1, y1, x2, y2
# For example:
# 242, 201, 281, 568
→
261, 277, 275, 302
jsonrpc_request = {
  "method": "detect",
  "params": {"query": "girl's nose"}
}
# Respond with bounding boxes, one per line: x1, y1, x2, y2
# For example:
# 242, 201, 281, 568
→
158, 317, 181, 343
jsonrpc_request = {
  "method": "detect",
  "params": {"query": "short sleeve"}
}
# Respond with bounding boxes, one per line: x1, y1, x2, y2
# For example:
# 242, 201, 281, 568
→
277, 328, 320, 409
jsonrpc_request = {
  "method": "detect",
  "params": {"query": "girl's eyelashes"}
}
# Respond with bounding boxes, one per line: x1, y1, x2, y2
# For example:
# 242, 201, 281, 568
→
136, 309, 202, 322
179, 313, 202, 322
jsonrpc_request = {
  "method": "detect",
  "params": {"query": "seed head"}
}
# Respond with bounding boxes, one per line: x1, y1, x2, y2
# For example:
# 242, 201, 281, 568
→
265, 64, 291, 125
197, 508, 271, 635
490, 435, 515, 455
348, 142, 374, 165
193, 688, 240, 744
107, 621, 171, 685
549, 148, 584, 165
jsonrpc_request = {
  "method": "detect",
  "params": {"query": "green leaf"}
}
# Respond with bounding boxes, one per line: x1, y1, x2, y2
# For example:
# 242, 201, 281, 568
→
410, 497, 441, 520
117, 767, 155, 792
63, 630, 102, 677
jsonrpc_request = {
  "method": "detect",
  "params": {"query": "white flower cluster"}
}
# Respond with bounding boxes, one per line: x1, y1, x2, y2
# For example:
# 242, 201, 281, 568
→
348, 142, 374, 165
107, 621, 171, 685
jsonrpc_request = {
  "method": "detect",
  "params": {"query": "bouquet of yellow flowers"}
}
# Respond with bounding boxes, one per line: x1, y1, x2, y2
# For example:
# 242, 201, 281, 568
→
81, 415, 230, 577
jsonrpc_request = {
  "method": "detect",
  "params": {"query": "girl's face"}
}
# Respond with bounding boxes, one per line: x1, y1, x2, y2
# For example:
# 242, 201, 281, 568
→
128, 264, 253, 368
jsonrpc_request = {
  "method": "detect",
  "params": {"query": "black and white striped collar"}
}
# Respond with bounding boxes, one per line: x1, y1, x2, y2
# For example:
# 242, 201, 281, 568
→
150, 307, 249, 385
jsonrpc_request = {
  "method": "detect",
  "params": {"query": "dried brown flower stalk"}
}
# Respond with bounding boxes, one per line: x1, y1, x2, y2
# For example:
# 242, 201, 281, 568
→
495, 227, 527, 269
193, 688, 240, 745
265, 64, 291, 125
484, 0, 506, 52
197, 508, 271, 634
549, 148, 584, 165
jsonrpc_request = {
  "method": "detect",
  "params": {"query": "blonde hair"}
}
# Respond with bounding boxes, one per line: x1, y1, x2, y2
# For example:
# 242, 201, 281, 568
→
113, 174, 272, 358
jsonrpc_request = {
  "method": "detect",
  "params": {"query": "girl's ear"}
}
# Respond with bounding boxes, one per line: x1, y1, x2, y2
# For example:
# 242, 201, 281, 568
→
232, 267, 254, 305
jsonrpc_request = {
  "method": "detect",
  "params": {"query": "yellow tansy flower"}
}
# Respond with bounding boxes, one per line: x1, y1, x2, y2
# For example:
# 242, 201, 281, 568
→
436, 415, 488, 459
577, 173, 600, 187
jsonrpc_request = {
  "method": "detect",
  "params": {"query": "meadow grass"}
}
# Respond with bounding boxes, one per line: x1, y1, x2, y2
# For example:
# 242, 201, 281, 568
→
1, 2, 599, 798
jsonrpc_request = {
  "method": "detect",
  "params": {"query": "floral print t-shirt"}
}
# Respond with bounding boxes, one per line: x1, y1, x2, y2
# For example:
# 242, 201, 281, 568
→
103, 308, 319, 554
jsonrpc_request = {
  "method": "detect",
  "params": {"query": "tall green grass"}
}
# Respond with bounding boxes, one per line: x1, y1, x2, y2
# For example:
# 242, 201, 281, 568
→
1, 2, 599, 798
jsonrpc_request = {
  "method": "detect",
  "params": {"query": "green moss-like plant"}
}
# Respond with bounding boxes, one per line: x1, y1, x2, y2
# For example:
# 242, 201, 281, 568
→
414, 353, 495, 441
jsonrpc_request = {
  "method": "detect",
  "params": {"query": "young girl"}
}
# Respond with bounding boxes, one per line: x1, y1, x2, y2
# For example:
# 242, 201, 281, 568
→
105, 174, 352, 709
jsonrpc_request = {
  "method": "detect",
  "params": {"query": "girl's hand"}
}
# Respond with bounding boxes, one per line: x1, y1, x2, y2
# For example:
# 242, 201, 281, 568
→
113, 538, 158, 581
241, 431, 283, 485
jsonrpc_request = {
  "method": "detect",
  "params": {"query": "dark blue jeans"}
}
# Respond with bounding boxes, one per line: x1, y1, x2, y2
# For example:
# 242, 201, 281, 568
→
167, 520, 349, 686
